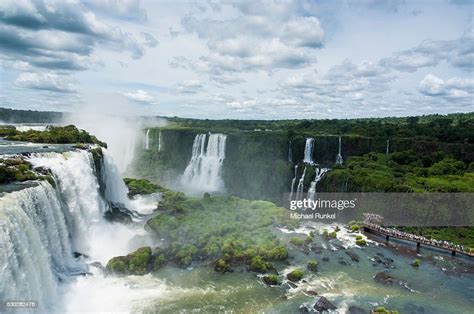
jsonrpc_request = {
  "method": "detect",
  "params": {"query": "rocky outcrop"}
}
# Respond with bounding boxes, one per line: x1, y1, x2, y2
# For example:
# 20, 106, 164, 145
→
106, 247, 166, 275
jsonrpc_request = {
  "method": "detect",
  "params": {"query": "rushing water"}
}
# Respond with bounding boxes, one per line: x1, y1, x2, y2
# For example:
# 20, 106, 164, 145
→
303, 138, 315, 164
145, 129, 150, 150
336, 136, 343, 166
181, 133, 227, 194
307, 167, 329, 201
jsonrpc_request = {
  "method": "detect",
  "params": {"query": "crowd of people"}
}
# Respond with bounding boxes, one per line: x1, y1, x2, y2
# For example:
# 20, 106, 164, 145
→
362, 213, 472, 255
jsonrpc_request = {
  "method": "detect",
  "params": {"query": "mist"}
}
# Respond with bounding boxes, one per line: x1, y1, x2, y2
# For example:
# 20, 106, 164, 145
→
62, 95, 166, 173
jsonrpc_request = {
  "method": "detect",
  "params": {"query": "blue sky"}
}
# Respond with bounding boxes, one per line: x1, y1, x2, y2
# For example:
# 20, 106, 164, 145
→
0, 0, 473, 119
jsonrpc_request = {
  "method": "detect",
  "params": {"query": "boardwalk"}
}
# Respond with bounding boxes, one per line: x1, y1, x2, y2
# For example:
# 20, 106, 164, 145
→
362, 223, 474, 258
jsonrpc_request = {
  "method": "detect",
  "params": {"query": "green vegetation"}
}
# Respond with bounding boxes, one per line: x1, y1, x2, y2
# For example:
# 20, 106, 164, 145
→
307, 260, 318, 272
123, 177, 159, 197
286, 269, 304, 282
372, 306, 399, 314
106, 247, 154, 275
0, 157, 53, 184
0, 107, 62, 123
3, 125, 106, 147
328, 231, 337, 239
262, 275, 280, 286
355, 235, 367, 246
289, 237, 305, 246
143, 185, 294, 272
412, 259, 421, 268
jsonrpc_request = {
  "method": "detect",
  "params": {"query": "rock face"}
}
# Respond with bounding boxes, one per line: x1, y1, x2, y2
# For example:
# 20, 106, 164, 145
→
313, 296, 337, 312
104, 202, 134, 224
347, 305, 368, 314
374, 271, 395, 285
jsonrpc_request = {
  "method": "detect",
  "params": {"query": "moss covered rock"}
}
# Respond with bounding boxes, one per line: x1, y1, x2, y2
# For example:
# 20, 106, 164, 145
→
287, 269, 304, 282
307, 260, 318, 272
263, 275, 280, 286
106, 247, 154, 275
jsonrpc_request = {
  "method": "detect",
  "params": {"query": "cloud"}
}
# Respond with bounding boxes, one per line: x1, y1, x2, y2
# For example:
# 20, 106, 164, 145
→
15, 72, 77, 93
0, 0, 153, 73
381, 32, 474, 72
419, 74, 474, 99
176, 80, 203, 94
179, 1, 324, 83
122, 89, 156, 104
84, 0, 147, 22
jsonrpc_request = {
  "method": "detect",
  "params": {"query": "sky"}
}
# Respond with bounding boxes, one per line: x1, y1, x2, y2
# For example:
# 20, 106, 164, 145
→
0, 0, 473, 119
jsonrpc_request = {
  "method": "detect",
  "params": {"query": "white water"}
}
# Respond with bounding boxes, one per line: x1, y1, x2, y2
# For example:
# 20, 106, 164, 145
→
307, 167, 329, 201
288, 139, 293, 163
145, 129, 150, 150
295, 166, 307, 200
0, 149, 156, 313
303, 138, 315, 164
158, 130, 162, 152
181, 133, 227, 193
289, 165, 298, 201
336, 136, 343, 165
386, 139, 390, 157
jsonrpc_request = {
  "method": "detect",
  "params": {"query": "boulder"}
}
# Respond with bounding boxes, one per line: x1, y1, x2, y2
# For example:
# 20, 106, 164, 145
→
374, 271, 395, 285
345, 251, 360, 262
314, 296, 337, 312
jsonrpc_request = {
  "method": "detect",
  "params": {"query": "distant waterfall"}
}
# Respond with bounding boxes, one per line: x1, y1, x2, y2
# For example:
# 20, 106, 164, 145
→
288, 139, 293, 163
1, 149, 131, 312
181, 133, 227, 193
295, 166, 307, 200
158, 131, 162, 152
289, 165, 298, 201
386, 139, 390, 157
336, 136, 343, 165
303, 138, 315, 164
145, 129, 150, 150
307, 167, 329, 200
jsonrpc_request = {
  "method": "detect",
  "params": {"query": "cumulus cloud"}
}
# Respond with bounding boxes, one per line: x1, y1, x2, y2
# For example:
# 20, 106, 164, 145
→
176, 80, 203, 94
15, 72, 77, 93
0, 0, 153, 73
179, 1, 324, 83
419, 74, 473, 99
122, 89, 156, 104
381, 32, 474, 72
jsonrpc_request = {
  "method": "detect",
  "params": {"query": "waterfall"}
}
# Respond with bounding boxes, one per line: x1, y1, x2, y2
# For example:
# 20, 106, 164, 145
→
295, 166, 307, 200
288, 165, 298, 201
145, 129, 150, 150
0, 149, 137, 312
336, 136, 343, 165
386, 139, 390, 157
307, 167, 329, 201
158, 131, 162, 152
303, 138, 315, 164
181, 133, 227, 193
288, 139, 293, 163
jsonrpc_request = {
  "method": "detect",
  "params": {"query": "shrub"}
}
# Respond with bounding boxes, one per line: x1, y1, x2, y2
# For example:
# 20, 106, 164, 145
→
248, 256, 272, 273
287, 269, 304, 282
307, 260, 318, 272
290, 237, 304, 246
412, 259, 420, 268
262, 275, 280, 286
328, 231, 337, 239
356, 238, 367, 246
350, 224, 360, 232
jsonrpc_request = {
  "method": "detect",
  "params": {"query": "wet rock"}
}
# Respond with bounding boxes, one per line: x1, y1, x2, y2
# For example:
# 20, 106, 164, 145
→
345, 251, 360, 262
90, 261, 106, 273
322, 257, 329, 262
73, 252, 89, 259
305, 290, 318, 296
314, 296, 337, 312
104, 202, 134, 224
374, 271, 395, 285
347, 305, 368, 314
311, 245, 324, 254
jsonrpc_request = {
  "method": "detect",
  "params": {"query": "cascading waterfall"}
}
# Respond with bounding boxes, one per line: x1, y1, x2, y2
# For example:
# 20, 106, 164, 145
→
303, 138, 315, 164
0, 149, 137, 312
295, 166, 307, 200
336, 136, 343, 165
288, 165, 298, 201
181, 133, 227, 193
386, 139, 390, 157
158, 131, 162, 152
288, 139, 293, 163
307, 167, 329, 200
145, 129, 150, 150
